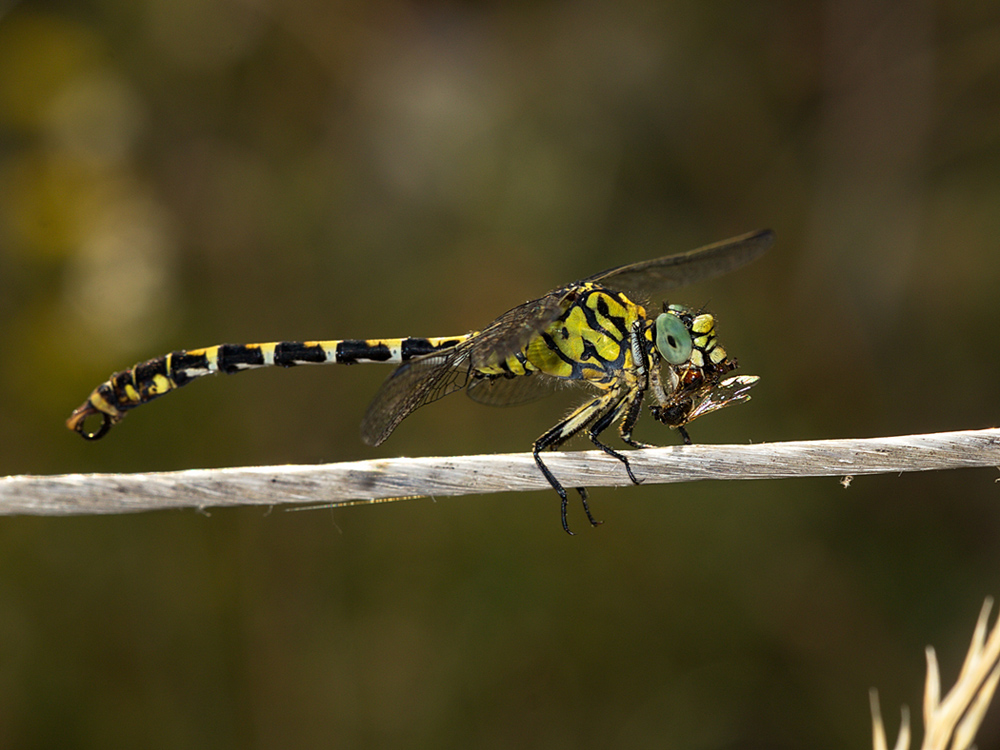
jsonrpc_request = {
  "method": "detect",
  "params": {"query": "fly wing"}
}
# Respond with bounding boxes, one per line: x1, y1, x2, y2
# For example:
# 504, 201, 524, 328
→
584, 229, 774, 299
684, 375, 760, 423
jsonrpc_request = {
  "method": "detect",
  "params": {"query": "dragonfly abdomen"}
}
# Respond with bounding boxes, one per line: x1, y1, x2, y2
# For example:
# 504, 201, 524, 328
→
190, 337, 469, 373
67, 336, 467, 440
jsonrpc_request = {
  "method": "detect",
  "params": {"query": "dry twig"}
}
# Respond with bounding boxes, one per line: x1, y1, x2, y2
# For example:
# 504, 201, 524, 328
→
2, 427, 999, 516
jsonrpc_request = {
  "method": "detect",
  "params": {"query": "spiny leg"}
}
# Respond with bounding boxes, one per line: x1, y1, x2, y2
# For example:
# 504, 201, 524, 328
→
575, 487, 600, 529
584, 389, 644, 485
531, 447, 595, 534
533, 392, 618, 533
619, 382, 656, 450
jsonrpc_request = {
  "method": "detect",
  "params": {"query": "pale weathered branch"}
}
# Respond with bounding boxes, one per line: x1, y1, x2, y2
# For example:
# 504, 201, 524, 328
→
2, 427, 999, 516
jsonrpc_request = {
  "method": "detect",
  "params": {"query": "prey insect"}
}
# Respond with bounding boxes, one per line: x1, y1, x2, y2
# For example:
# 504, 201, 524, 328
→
68, 229, 774, 532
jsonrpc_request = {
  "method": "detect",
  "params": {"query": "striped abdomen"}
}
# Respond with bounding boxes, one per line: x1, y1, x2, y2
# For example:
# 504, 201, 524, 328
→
67, 336, 467, 440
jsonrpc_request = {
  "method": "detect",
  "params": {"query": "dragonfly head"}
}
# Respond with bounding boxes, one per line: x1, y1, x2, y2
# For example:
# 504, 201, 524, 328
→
649, 304, 743, 428
653, 304, 733, 370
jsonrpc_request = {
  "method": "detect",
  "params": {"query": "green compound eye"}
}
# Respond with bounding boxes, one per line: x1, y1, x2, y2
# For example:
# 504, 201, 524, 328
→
654, 313, 693, 365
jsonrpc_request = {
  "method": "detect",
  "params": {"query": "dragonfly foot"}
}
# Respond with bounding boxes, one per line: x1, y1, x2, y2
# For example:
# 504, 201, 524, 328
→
577, 487, 602, 527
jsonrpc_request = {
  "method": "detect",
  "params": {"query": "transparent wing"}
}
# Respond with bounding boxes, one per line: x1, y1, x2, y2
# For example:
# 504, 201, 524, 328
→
584, 229, 774, 300
361, 292, 576, 445
452, 229, 773, 372
466, 293, 570, 368
360, 351, 474, 446
361, 230, 771, 445
466, 370, 565, 407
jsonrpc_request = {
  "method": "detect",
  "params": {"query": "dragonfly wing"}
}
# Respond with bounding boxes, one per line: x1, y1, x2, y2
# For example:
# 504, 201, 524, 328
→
462, 230, 773, 370
362, 231, 770, 446
360, 350, 474, 446
466, 369, 564, 407
466, 292, 571, 368
362, 292, 573, 445
584, 229, 774, 299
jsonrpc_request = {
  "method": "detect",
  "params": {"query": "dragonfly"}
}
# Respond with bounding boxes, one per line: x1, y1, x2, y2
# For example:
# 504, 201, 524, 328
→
68, 229, 774, 533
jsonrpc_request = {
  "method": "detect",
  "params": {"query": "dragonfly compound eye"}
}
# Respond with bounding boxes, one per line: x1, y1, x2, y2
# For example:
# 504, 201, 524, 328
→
654, 312, 693, 365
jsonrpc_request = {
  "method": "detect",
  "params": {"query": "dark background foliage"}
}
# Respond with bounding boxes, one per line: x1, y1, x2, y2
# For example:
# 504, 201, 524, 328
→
2, 0, 999, 747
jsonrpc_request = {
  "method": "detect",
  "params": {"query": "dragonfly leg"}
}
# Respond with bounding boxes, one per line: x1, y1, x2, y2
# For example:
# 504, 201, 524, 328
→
586, 388, 643, 485
620, 435, 655, 449
531, 446, 581, 535
586, 430, 641, 485
533, 393, 615, 533
619, 382, 655, 449
576, 487, 601, 527
677, 425, 692, 445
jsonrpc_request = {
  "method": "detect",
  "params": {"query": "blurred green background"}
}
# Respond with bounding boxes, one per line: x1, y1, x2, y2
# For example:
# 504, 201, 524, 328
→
2, 0, 1000, 747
